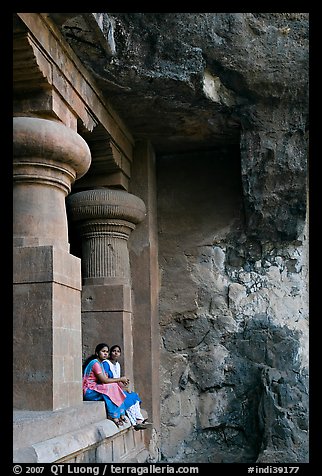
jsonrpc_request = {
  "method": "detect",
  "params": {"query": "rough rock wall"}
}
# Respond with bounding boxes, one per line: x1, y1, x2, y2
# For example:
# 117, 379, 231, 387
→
157, 150, 308, 463
58, 12, 309, 240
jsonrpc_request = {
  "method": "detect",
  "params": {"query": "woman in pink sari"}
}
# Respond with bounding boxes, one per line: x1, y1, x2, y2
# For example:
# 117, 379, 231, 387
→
82, 343, 129, 427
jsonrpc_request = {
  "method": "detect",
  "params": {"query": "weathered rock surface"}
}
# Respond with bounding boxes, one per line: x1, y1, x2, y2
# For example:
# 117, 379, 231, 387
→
157, 152, 308, 463
56, 12, 308, 242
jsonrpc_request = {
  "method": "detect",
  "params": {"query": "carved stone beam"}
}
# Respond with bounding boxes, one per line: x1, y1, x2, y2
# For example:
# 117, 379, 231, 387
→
73, 125, 132, 191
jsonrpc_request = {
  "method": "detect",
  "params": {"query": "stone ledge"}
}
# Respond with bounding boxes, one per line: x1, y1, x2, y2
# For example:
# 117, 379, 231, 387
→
13, 402, 106, 450
13, 406, 150, 463
13, 417, 128, 463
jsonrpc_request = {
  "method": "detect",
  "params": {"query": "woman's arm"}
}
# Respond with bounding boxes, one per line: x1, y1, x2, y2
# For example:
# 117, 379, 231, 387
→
97, 372, 129, 385
92, 360, 129, 385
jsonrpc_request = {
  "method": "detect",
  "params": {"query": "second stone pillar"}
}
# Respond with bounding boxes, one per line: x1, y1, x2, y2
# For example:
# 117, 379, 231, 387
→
67, 188, 146, 381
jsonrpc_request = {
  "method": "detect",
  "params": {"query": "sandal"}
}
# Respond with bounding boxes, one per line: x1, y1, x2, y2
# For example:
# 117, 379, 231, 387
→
120, 415, 128, 423
133, 423, 148, 431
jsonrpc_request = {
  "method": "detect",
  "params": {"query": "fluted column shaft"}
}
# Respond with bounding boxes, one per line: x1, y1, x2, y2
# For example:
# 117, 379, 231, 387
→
78, 221, 136, 281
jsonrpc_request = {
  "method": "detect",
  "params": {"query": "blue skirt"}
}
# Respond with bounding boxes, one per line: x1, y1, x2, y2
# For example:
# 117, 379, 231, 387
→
120, 390, 141, 412
84, 388, 125, 419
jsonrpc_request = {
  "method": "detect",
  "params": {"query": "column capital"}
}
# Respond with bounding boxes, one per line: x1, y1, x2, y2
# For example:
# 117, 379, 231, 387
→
67, 188, 146, 282
13, 117, 91, 193
67, 187, 146, 224
13, 116, 91, 249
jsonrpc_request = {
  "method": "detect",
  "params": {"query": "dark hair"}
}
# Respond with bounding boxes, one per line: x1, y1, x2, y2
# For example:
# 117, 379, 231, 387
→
95, 343, 109, 355
82, 343, 109, 374
109, 344, 122, 354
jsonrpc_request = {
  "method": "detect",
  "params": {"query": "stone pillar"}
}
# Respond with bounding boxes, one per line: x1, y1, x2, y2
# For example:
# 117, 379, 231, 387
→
129, 140, 161, 438
13, 117, 91, 410
66, 188, 146, 380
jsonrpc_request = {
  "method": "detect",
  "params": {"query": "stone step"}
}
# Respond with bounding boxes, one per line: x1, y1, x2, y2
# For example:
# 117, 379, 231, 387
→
13, 401, 106, 450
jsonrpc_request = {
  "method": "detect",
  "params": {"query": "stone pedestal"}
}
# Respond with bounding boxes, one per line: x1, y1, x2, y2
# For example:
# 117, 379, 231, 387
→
13, 117, 91, 410
67, 188, 146, 379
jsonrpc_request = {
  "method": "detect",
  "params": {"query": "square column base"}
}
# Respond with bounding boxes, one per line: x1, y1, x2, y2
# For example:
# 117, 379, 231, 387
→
81, 283, 134, 382
13, 245, 83, 410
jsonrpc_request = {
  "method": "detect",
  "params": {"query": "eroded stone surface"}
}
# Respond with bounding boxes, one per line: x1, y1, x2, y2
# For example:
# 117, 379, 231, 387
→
56, 13, 308, 241
157, 151, 308, 463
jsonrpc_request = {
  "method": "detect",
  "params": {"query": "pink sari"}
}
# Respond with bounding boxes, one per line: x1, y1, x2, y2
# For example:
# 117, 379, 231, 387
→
83, 359, 126, 406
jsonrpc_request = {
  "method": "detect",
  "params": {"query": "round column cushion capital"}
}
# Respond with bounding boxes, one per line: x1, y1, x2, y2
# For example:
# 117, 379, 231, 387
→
13, 116, 91, 180
67, 188, 146, 224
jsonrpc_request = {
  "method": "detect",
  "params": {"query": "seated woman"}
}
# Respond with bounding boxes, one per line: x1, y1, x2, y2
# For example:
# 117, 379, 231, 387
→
103, 344, 150, 430
82, 342, 130, 427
